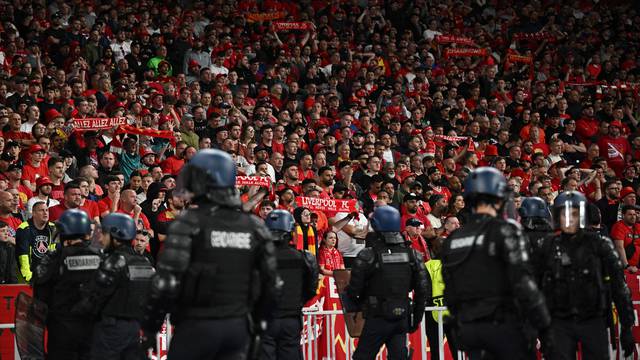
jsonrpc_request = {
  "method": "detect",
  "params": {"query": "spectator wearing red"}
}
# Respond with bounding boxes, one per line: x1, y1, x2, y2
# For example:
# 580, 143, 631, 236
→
46, 157, 65, 201
5, 113, 34, 147
116, 189, 151, 234
98, 175, 122, 217
48, 183, 86, 222
404, 218, 430, 262
317, 231, 344, 276
5, 164, 33, 205
597, 120, 630, 177
611, 205, 640, 273
21, 144, 48, 192
400, 192, 431, 232
76, 177, 101, 222
0, 190, 22, 233
25, 177, 59, 217
160, 141, 188, 176
576, 103, 599, 143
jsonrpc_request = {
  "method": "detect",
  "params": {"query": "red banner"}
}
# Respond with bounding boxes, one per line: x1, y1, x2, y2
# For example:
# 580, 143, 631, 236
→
73, 117, 127, 130
236, 176, 271, 188
0, 285, 32, 360
444, 48, 487, 59
513, 31, 556, 42
115, 124, 177, 147
435, 35, 475, 46
296, 196, 357, 213
245, 11, 286, 23
506, 54, 533, 64
273, 21, 312, 31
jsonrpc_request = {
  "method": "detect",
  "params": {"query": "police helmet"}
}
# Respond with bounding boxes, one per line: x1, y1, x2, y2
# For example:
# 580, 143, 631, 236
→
552, 191, 588, 231
463, 167, 507, 203
102, 213, 137, 242
265, 209, 295, 242
370, 205, 401, 232
176, 149, 237, 202
519, 197, 551, 219
56, 209, 92, 239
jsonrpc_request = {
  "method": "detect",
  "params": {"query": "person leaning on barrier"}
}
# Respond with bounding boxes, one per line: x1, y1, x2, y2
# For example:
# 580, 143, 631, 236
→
261, 209, 319, 360
532, 191, 636, 359
518, 196, 553, 252
441, 167, 552, 359
344, 205, 429, 360
142, 149, 281, 359
33, 209, 101, 360
72, 213, 155, 360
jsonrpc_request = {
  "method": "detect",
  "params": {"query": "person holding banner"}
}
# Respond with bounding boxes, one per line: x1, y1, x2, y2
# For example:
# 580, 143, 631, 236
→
344, 205, 428, 360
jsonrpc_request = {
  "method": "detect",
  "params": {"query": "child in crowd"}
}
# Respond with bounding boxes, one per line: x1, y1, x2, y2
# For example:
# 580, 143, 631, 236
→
318, 231, 344, 276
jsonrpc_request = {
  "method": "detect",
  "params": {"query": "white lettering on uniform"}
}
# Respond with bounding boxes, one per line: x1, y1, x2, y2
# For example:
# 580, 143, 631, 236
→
210, 231, 252, 249
449, 235, 484, 250
64, 255, 101, 270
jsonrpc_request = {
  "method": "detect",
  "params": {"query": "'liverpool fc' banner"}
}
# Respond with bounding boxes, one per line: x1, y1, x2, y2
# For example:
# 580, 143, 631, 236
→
296, 196, 357, 213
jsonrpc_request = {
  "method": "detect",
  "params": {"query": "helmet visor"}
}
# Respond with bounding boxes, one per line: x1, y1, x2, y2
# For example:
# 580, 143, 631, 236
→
558, 199, 587, 233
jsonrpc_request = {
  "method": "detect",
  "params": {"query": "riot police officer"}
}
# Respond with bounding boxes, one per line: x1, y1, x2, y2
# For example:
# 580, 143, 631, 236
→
142, 149, 281, 359
441, 167, 551, 359
533, 191, 635, 359
261, 209, 319, 360
519, 196, 553, 251
73, 213, 155, 360
33, 209, 101, 360
344, 205, 429, 359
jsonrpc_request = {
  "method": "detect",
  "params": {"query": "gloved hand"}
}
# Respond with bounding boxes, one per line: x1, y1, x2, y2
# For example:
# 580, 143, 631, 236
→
538, 327, 555, 359
621, 327, 635, 358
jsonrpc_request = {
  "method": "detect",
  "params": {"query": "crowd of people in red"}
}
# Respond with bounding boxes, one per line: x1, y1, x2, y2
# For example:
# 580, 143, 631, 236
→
0, 0, 640, 283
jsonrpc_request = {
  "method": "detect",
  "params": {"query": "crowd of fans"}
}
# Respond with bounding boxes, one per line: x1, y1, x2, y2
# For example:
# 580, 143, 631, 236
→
1, 0, 640, 283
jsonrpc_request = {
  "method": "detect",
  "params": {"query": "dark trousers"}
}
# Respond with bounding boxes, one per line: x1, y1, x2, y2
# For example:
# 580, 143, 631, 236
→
90, 317, 141, 360
260, 317, 302, 360
456, 318, 528, 360
47, 318, 93, 360
168, 317, 249, 360
425, 313, 458, 360
549, 316, 608, 360
353, 317, 408, 360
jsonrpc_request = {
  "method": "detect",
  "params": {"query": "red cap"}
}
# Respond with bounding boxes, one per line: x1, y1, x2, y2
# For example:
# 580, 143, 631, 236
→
28, 144, 45, 153
140, 147, 156, 158
45, 109, 64, 123
312, 143, 325, 154
511, 168, 526, 178
610, 120, 623, 128
188, 59, 200, 68
620, 186, 635, 199
36, 176, 53, 188
400, 170, 416, 183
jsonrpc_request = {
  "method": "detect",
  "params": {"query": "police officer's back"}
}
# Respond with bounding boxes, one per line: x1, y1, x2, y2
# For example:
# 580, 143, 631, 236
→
533, 191, 636, 359
441, 167, 551, 359
345, 205, 429, 360
142, 149, 281, 359
261, 209, 319, 360
72, 213, 155, 360
519, 196, 553, 252
33, 209, 101, 360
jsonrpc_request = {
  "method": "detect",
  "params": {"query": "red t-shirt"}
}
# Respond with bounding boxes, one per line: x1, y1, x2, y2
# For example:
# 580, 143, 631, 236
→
98, 197, 116, 215
21, 162, 48, 185
611, 220, 640, 266
317, 246, 344, 272
116, 209, 151, 230
0, 215, 22, 231
80, 199, 101, 220
160, 156, 185, 176
49, 204, 91, 221
50, 182, 65, 201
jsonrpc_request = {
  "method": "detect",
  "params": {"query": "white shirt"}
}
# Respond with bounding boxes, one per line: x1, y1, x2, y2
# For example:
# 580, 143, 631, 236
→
334, 212, 369, 258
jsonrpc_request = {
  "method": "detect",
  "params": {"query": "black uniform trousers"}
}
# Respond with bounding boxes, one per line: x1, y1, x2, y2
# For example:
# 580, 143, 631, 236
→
424, 313, 458, 360
260, 317, 303, 360
549, 316, 609, 360
47, 317, 93, 360
168, 317, 249, 360
456, 317, 528, 360
353, 316, 408, 360
90, 317, 141, 360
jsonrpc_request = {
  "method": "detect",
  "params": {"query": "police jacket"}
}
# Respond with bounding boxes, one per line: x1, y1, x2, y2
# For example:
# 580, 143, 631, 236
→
441, 214, 550, 329
143, 203, 281, 333
522, 219, 553, 253
533, 231, 634, 328
346, 239, 428, 321
33, 241, 102, 319
273, 244, 319, 318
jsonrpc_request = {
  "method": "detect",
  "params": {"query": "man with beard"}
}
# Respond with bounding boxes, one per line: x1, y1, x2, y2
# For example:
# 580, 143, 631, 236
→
47, 157, 66, 201
16, 201, 56, 283
316, 166, 335, 197
26, 177, 59, 218
400, 192, 431, 233
426, 195, 447, 230
282, 163, 301, 195
156, 190, 184, 243
247, 146, 276, 182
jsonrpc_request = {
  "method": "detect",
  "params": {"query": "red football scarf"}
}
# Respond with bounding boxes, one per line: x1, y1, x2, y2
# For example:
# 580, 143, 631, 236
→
116, 124, 176, 146
236, 176, 271, 188
444, 48, 487, 59
295, 196, 357, 213
73, 117, 127, 130
435, 34, 475, 46
273, 21, 312, 31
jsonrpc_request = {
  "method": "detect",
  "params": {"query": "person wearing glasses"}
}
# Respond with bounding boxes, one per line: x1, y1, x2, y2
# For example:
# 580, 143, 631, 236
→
595, 180, 622, 231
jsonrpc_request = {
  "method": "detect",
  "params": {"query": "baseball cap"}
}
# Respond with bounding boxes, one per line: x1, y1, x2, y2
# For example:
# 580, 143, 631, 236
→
403, 192, 420, 202
620, 187, 635, 199
28, 144, 46, 153
405, 218, 422, 227
7, 163, 22, 172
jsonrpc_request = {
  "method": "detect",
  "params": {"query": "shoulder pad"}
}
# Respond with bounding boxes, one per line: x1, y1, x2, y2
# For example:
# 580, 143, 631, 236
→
357, 248, 376, 264
505, 218, 523, 231
102, 254, 127, 272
